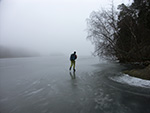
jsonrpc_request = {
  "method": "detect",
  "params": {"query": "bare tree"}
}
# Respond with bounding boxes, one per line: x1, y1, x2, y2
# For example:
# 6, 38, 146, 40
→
86, 2, 118, 59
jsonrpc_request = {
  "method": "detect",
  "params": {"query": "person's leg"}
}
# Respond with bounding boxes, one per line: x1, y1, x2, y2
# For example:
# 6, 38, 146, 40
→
69, 61, 73, 70
73, 61, 76, 71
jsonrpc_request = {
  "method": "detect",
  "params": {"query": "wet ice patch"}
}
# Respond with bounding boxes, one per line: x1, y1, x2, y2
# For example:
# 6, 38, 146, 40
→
47, 84, 51, 86
110, 74, 150, 88
0, 98, 8, 102
32, 80, 41, 85
94, 89, 113, 110
26, 88, 44, 96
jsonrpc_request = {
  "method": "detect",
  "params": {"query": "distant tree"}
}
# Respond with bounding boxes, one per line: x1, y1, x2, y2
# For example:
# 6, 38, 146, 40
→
0, 45, 40, 58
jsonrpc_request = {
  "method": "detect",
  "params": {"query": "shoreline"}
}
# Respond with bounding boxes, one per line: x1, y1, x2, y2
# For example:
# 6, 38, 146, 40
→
123, 65, 150, 80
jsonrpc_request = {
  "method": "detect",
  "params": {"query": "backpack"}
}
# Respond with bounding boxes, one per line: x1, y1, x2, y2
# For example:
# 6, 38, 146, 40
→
70, 54, 76, 60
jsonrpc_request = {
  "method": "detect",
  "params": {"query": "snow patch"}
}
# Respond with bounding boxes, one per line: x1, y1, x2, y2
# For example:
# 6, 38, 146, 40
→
110, 74, 150, 88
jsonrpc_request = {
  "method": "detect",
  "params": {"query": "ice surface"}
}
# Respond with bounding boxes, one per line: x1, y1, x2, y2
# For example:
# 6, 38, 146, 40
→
0, 56, 150, 113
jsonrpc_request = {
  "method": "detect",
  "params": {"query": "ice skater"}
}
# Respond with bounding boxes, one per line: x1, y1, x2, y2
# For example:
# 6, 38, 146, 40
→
69, 51, 77, 72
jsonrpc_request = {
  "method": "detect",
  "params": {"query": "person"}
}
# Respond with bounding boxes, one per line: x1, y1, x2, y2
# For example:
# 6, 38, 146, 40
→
69, 51, 77, 71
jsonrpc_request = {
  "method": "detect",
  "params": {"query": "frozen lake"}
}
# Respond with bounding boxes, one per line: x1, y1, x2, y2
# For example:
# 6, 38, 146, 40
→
0, 56, 150, 113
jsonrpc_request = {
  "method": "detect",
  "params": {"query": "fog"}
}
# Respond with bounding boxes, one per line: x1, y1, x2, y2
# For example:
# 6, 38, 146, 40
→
0, 0, 130, 57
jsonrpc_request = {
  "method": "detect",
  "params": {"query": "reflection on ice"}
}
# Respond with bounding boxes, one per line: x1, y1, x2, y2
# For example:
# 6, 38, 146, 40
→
69, 71, 76, 79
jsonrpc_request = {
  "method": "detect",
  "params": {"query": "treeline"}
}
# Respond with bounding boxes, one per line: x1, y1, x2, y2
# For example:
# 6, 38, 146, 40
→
0, 46, 40, 58
87, 0, 150, 63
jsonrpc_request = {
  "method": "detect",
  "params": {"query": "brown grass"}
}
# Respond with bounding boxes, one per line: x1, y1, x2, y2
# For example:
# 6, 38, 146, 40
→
124, 65, 150, 80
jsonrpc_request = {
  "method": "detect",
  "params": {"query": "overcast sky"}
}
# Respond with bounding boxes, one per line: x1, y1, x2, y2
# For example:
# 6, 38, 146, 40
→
0, 0, 131, 56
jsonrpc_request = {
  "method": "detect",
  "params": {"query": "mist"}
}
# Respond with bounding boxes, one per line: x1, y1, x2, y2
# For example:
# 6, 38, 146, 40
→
0, 0, 130, 57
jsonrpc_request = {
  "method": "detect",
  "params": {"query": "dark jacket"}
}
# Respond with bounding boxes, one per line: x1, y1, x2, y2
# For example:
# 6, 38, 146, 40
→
70, 53, 77, 61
